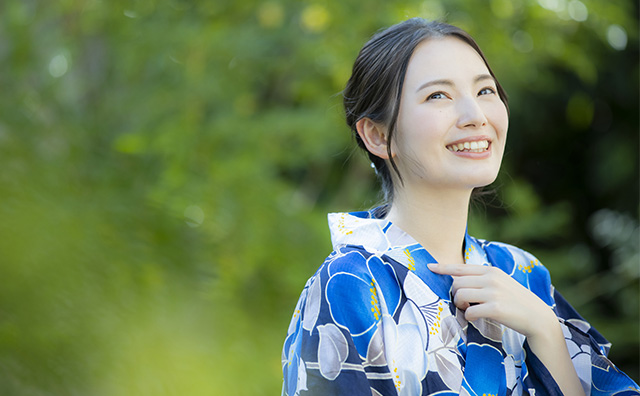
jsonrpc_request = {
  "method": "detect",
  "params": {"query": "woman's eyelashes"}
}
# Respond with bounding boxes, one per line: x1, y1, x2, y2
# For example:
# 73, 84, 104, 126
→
425, 86, 496, 102
478, 86, 497, 96
426, 91, 448, 100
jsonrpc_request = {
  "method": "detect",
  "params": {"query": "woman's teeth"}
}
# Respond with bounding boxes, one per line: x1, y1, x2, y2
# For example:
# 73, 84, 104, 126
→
446, 140, 489, 153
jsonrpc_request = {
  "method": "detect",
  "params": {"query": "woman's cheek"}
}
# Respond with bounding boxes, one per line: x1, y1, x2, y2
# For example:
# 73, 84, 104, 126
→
488, 105, 509, 137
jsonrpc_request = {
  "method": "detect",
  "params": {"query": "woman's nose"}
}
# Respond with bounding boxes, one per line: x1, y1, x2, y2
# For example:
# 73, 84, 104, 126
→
455, 97, 488, 129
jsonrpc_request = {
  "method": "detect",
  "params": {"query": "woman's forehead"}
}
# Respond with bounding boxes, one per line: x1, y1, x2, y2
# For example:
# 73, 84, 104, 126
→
405, 37, 490, 84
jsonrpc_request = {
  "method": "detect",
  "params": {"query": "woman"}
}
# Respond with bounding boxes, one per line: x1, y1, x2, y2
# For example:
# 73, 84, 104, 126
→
281, 18, 639, 396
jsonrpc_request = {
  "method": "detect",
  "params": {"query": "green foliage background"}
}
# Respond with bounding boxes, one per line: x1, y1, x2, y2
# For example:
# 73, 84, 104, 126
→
0, 0, 637, 394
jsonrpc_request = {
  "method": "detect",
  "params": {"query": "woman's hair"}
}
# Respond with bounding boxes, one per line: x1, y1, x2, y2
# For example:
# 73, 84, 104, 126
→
343, 18, 509, 202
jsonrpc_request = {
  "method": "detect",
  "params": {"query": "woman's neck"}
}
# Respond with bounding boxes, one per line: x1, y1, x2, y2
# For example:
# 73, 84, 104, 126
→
385, 187, 471, 264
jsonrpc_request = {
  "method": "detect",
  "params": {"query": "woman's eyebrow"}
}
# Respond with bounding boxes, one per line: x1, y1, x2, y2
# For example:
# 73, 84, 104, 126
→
415, 73, 495, 93
415, 79, 453, 93
475, 73, 495, 83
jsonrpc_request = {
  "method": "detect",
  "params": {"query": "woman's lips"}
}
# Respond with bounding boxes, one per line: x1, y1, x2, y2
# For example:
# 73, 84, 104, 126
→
446, 139, 490, 153
445, 138, 493, 159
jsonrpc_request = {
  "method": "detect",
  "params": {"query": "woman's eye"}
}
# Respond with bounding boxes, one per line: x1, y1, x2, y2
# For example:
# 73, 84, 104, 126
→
427, 92, 447, 100
478, 87, 496, 96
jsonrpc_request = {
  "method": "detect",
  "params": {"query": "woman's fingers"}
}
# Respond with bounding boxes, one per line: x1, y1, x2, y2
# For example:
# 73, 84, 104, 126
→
451, 273, 485, 292
437, 264, 499, 296
452, 287, 487, 311
429, 263, 553, 337
431, 264, 504, 289
427, 263, 488, 276
429, 264, 495, 309
463, 301, 502, 322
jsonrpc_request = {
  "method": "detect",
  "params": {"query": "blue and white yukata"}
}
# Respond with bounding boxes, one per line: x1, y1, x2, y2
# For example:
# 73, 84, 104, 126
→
282, 209, 640, 395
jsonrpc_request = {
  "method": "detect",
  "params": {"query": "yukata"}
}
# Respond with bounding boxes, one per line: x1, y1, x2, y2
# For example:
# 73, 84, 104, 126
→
282, 209, 640, 396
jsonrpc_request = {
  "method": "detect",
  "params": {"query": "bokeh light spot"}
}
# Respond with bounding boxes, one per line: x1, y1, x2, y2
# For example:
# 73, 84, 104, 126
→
565, 92, 594, 129
589, 209, 635, 248
184, 205, 205, 227
48, 54, 68, 78
606, 24, 627, 51
258, 2, 284, 29
567, 0, 588, 22
301, 4, 330, 33
537, 0, 566, 12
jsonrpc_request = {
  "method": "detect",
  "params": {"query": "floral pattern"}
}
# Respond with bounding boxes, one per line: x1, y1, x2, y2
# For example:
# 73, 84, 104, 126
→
282, 209, 640, 395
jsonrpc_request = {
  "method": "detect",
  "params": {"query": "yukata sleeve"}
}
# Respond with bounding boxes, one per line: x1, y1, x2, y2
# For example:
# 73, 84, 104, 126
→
485, 242, 639, 394
523, 284, 640, 395
549, 288, 640, 395
281, 249, 399, 396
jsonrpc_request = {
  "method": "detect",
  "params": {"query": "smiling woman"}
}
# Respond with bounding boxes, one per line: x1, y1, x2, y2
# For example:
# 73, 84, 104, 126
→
377, 38, 508, 199
281, 18, 640, 396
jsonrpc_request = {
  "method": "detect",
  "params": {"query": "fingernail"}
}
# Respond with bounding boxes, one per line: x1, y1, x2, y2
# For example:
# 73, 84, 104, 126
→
427, 263, 438, 271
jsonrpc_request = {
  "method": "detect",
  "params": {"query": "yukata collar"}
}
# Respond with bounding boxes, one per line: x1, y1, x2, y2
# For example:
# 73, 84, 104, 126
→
328, 208, 513, 395
327, 207, 491, 270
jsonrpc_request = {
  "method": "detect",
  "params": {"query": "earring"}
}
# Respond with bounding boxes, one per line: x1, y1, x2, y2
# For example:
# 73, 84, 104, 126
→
370, 162, 379, 175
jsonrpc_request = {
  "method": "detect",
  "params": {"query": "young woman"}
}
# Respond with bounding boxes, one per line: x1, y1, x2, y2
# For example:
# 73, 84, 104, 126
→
281, 18, 639, 396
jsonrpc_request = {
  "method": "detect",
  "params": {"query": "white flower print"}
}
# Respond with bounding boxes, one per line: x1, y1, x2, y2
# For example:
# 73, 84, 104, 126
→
317, 323, 349, 381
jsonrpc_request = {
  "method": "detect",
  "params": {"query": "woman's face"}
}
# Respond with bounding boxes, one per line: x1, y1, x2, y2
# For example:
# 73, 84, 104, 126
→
390, 36, 509, 194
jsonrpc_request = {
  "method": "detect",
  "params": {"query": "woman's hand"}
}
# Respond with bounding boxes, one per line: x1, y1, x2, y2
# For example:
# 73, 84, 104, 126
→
427, 263, 586, 396
426, 263, 556, 338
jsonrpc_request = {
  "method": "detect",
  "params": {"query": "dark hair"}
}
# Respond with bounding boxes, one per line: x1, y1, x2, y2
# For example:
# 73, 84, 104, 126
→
343, 18, 509, 202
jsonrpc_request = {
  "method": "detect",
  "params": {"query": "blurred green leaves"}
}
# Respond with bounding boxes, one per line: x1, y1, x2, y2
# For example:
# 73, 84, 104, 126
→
0, 0, 637, 394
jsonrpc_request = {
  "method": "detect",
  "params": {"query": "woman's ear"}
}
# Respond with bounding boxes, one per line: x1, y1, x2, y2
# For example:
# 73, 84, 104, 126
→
355, 118, 393, 159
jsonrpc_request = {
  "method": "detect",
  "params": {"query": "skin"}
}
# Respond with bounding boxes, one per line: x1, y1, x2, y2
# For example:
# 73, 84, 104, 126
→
356, 37, 585, 395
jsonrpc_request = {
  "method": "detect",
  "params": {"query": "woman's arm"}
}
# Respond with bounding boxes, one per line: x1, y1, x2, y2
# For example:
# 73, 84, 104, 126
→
428, 263, 585, 396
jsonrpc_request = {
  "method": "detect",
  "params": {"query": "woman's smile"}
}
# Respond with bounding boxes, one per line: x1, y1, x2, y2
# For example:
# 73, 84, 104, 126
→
445, 136, 492, 157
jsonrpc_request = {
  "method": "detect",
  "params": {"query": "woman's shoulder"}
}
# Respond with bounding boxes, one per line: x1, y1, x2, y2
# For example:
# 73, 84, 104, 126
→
316, 244, 392, 280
